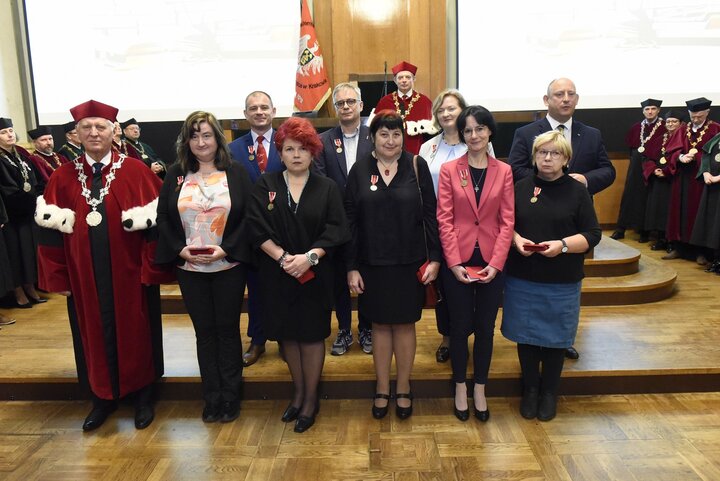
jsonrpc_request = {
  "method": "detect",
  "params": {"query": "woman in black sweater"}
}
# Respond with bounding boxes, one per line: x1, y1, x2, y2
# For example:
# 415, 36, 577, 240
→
501, 130, 601, 422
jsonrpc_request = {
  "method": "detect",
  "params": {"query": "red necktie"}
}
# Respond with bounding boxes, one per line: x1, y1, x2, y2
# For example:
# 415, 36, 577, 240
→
256, 135, 268, 173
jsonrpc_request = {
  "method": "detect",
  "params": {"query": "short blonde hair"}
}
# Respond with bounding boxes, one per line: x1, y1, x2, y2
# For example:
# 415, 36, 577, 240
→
531, 130, 572, 166
430, 89, 467, 131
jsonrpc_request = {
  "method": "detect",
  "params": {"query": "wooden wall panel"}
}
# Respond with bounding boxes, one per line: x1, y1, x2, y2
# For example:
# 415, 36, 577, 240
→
313, 0, 447, 111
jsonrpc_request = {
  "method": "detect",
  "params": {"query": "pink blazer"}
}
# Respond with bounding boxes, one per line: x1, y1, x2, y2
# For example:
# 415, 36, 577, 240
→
437, 154, 515, 270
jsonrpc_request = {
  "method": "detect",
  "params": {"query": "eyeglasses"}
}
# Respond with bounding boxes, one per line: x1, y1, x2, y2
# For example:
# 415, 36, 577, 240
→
334, 99, 358, 109
462, 126, 488, 137
535, 149, 564, 159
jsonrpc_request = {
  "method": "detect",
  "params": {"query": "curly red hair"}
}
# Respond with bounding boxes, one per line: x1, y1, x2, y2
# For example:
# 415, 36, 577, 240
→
274, 117, 322, 157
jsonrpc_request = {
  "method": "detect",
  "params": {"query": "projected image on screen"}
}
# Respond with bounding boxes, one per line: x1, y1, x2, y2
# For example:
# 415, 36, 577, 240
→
24, 0, 299, 123
458, 0, 720, 111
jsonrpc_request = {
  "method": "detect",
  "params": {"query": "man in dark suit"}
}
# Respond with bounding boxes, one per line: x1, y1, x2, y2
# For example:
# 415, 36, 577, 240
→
507, 78, 616, 360
314, 82, 374, 356
229, 91, 284, 366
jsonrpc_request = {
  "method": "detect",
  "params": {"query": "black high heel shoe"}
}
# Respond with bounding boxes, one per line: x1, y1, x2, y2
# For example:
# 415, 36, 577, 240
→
293, 402, 320, 433
395, 393, 413, 420
28, 296, 48, 304
372, 393, 390, 419
281, 403, 300, 422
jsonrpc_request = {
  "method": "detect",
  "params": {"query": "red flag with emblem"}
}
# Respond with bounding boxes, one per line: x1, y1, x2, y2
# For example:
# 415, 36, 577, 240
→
294, 0, 331, 112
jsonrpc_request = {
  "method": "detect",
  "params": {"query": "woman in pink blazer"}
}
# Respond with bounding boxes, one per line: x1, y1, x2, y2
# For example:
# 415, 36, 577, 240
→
436, 106, 515, 422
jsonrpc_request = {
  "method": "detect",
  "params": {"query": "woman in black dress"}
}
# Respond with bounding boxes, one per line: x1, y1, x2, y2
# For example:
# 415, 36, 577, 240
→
345, 110, 441, 420
247, 117, 350, 433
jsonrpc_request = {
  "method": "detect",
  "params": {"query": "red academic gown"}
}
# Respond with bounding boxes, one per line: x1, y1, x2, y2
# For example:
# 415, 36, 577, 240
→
665, 120, 720, 243
35, 152, 174, 400
29, 150, 69, 184
375, 90, 433, 155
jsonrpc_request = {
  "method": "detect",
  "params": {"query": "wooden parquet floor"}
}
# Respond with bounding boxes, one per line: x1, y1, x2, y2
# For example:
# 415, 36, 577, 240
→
2, 394, 720, 480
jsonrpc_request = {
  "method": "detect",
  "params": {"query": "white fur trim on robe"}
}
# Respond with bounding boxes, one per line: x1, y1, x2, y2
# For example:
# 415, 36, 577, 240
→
34, 196, 75, 234
121, 198, 158, 232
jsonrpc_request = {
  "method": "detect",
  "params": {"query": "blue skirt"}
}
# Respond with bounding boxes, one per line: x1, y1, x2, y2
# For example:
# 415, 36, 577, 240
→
501, 276, 581, 348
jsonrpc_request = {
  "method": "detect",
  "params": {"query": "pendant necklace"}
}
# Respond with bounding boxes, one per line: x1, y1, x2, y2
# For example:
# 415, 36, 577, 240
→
74, 154, 126, 227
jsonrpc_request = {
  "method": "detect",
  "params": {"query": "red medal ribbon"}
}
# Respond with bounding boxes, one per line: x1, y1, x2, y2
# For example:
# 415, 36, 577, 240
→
247, 145, 255, 155
533, 187, 541, 197
176, 176, 184, 185
370, 175, 379, 186
334, 139, 342, 147
268, 191, 276, 203
460, 169, 468, 181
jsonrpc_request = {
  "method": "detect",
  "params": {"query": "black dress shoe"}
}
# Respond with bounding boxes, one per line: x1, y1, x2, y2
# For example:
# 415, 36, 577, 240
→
14, 300, 32, 309
520, 387, 539, 419
610, 229, 625, 240
705, 261, 720, 273
219, 401, 240, 423
294, 414, 315, 433
281, 403, 301, 423
395, 393, 413, 420
638, 233, 649, 243
82, 402, 117, 431
453, 397, 469, 422
202, 402, 221, 423
537, 392, 558, 422
651, 240, 667, 251
474, 407, 490, 422
28, 296, 48, 304
435, 344, 450, 363
565, 346, 580, 360
134, 404, 155, 429
372, 393, 390, 419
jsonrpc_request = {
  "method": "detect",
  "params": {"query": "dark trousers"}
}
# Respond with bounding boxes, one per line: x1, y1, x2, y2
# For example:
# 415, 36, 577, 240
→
176, 265, 247, 404
245, 267, 266, 345
517, 343, 565, 394
441, 248, 504, 384
334, 256, 369, 332
434, 261, 450, 336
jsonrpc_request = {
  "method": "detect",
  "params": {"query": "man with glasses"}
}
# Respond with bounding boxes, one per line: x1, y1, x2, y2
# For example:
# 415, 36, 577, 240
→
373, 61, 434, 155
314, 83, 374, 355
507, 77, 615, 360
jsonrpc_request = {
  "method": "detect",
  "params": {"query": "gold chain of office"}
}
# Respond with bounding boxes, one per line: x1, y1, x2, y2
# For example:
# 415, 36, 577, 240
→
392, 92, 421, 120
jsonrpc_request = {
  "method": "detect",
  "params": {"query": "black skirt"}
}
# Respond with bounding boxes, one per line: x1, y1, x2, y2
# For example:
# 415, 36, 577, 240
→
358, 262, 424, 325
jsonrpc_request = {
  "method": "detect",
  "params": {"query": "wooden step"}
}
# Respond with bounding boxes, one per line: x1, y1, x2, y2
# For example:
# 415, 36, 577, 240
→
584, 235, 640, 277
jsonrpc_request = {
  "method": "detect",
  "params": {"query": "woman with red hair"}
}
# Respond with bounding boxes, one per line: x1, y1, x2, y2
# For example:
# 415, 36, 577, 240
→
247, 117, 350, 433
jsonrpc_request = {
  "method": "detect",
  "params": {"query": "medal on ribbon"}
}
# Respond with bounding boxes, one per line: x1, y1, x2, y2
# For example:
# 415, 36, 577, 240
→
370, 175, 379, 191
530, 186, 541, 203
334, 138, 343, 154
637, 146, 645, 153
268, 191, 276, 210
248, 145, 255, 161
460, 169, 468, 187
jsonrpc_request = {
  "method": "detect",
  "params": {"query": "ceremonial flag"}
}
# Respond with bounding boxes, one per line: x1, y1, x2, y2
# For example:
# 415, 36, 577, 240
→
294, 0, 331, 112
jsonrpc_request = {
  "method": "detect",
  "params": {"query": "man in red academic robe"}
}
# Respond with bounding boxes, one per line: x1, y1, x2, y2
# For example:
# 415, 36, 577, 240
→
35, 100, 173, 431
373, 61, 435, 155
611, 99, 666, 242
27, 125, 69, 193
663, 97, 720, 261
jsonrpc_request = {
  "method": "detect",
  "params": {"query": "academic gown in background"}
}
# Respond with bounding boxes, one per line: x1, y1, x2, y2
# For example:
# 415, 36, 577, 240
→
35, 152, 174, 400
375, 91, 433, 155
665, 120, 720, 242
617, 120, 666, 229
643, 127, 683, 233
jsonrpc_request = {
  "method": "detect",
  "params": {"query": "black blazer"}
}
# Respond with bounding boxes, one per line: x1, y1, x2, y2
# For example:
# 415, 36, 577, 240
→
507, 118, 616, 195
313, 125, 373, 195
155, 162, 253, 265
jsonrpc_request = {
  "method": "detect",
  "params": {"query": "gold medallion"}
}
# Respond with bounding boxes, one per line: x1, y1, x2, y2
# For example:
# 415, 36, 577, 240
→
461, 179, 467, 187
336, 147, 343, 154
141, 154, 149, 160
530, 196, 538, 203
267, 203, 274, 211
637, 146, 645, 153
370, 185, 378, 191
659, 157, 667, 165
248, 155, 255, 161
23, 182, 31, 192
715, 153, 720, 162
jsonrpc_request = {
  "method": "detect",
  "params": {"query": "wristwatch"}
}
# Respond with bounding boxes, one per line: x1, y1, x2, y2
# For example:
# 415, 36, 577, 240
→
560, 239, 569, 254
306, 251, 319, 266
